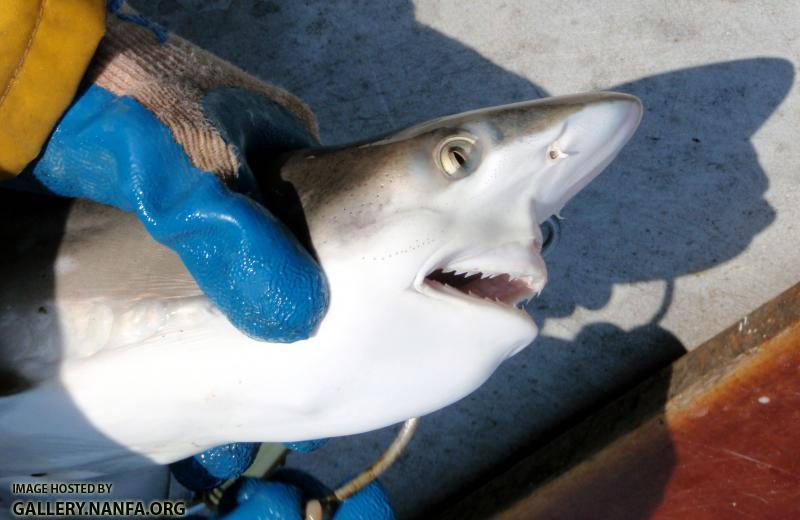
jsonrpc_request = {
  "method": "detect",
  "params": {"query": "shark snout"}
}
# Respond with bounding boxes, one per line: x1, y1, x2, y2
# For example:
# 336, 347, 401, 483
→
523, 93, 643, 220
567, 93, 642, 155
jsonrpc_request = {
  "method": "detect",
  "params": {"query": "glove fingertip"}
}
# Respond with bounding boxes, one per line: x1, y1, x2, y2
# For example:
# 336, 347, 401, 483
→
218, 478, 304, 520
169, 442, 258, 491
225, 250, 330, 343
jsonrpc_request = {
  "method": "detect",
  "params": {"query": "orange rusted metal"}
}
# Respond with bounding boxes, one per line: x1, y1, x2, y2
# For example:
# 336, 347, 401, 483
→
436, 283, 800, 520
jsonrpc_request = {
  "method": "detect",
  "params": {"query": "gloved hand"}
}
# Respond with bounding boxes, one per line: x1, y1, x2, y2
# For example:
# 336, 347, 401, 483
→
27, 3, 327, 341
170, 443, 260, 492
218, 471, 395, 520
170, 446, 394, 519
170, 438, 327, 494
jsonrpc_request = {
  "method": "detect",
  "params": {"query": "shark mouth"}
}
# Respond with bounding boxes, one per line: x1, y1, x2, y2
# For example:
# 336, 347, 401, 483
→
424, 270, 540, 307
418, 242, 547, 311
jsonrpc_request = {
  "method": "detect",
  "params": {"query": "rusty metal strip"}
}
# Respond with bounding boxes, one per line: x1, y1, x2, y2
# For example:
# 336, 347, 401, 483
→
434, 282, 800, 520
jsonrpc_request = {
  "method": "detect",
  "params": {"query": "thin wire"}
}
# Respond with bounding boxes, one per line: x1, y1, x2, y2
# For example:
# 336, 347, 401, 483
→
305, 417, 420, 519
333, 417, 419, 501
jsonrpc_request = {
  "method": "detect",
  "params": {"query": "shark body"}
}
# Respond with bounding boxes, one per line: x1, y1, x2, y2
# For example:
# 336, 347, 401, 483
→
0, 93, 641, 478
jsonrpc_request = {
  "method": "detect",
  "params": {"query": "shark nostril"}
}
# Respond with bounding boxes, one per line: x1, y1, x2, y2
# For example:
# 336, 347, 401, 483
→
547, 143, 568, 162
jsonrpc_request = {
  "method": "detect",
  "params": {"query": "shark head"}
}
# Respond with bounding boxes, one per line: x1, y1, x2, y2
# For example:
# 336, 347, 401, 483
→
272, 92, 643, 435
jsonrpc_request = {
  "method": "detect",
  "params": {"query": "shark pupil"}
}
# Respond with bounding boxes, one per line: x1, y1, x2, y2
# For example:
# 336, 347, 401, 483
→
450, 147, 467, 166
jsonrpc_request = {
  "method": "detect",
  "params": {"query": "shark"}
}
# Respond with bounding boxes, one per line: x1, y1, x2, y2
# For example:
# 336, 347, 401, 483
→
0, 92, 641, 480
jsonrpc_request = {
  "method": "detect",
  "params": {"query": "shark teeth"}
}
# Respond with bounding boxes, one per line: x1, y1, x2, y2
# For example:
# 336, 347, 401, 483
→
424, 268, 544, 309
418, 240, 548, 313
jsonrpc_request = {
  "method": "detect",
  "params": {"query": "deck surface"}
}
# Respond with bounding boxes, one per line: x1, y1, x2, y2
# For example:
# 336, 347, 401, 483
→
130, 2, 800, 516
437, 283, 800, 519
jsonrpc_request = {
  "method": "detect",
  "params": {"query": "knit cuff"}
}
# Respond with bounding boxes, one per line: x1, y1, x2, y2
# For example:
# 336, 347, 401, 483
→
87, 9, 318, 184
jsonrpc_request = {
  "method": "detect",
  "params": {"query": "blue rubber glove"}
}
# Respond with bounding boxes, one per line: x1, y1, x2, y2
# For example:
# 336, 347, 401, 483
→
218, 471, 394, 520
171, 438, 327, 495
170, 443, 260, 491
26, 16, 328, 342
283, 439, 327, 453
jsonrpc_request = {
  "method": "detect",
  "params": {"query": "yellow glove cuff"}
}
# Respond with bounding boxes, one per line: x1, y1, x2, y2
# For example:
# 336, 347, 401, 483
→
0, 0, 105, 178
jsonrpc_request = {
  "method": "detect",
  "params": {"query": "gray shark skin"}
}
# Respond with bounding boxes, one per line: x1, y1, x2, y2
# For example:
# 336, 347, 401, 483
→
0, 93, 641, 479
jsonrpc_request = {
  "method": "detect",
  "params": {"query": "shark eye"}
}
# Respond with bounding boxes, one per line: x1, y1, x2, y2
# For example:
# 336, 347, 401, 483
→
435, 135, 479, 179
